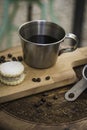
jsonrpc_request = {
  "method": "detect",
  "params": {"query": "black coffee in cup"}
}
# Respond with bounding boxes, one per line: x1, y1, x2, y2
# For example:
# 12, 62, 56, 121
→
27, 35, 58, 44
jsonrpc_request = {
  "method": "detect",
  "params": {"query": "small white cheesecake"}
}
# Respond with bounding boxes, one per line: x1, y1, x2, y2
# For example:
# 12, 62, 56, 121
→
0, 61, 25, 85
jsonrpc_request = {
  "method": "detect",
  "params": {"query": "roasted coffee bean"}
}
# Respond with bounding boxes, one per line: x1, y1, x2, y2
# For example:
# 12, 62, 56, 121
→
45, 76, 50, 80
2, 60, 6, 63
17, 56, 23, 62
32, 78, 37, 82
39, 101, 44, 105
53, 95, 58, 100
0, 56, 6, 63
0, 59, 2, 63
7, 53, 12, 58
36, 78, 41, 82
0, 60, 5, 63
12, 57, 17, 61
41, 98, 46, 102
0, 56, 5, 61
32, 78, 41, 82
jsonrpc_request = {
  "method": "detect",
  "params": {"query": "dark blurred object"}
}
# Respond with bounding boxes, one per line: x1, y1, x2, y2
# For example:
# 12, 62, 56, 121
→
72, 0, 86, 47
27, 0, 57, 22
0, 0, 19, 48
0, 0, 57, 50
27, 3, 32, 21
27, 0, 47, 21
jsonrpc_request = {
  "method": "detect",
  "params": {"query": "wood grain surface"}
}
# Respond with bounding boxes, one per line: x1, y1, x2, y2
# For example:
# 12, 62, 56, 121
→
0, 46, 87, 103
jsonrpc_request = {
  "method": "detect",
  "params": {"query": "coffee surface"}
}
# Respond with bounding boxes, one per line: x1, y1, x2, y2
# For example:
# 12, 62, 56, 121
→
28, 35, 58, 44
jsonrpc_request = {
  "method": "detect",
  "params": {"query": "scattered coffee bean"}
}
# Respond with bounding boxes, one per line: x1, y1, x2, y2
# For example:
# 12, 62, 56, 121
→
0, 56, 6, 63
12, 57, 17, 61
32, 78, 37, 82
39, 101, 44, 105
7, 53, 12, 58
32, 78, 41, 82
36, 78, 41, 82
53, 95, 58, 100
41, 98, 46, 102
0, 60, 2, 63
0, 56, 5, 60
0, 60, 3, 63
17, 56, 23, 62
46, 102, 52, 107
0, 54, 23, 63
2, 60, 6, 63
45, 76, 50, 80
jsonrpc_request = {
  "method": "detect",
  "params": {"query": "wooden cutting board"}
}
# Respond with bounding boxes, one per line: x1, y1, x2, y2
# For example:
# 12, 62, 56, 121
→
0, 46, 87, 103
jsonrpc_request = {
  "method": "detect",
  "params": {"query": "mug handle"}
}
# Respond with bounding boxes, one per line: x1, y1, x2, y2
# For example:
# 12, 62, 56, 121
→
59, 33, 78, 54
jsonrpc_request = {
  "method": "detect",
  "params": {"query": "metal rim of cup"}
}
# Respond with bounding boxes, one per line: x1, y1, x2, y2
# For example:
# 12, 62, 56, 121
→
18, 20, 66, 46
82, 65, 87, 80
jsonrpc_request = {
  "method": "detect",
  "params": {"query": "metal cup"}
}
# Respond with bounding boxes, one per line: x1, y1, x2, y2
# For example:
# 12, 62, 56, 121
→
18, 20, 78, 69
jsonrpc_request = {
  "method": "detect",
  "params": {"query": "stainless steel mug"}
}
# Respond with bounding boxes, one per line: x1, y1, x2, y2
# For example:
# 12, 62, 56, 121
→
18, 20, 78, 69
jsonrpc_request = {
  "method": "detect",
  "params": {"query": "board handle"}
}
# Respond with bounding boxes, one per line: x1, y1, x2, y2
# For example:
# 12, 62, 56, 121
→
60, 46, 87, 68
